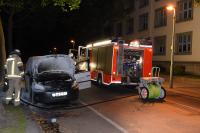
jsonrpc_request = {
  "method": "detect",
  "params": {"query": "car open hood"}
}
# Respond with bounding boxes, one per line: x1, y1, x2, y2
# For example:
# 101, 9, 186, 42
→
36, 70, 74, 82
27, 55, 75, 81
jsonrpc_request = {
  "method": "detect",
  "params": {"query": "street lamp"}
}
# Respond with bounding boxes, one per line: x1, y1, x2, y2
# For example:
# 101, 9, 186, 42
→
53, 47, 57, 51
166, 5, 176, 88
70, 40, 75, 49
53, 47, 57, 54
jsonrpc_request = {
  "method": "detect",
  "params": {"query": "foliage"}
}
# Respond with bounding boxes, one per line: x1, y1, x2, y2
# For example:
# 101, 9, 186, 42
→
195, 0, 200, 6
174, 65, 186, 75
0, 0, 80, 12
195, 0, 200, 3
41, 0, 80, 11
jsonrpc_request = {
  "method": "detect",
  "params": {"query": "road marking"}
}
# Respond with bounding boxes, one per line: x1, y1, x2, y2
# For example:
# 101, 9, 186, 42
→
80, 101, 129, 133
166, 99, 200, 113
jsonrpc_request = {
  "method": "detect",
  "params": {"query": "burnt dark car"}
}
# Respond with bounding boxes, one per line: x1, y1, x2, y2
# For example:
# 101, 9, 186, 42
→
23, 54, 81, 104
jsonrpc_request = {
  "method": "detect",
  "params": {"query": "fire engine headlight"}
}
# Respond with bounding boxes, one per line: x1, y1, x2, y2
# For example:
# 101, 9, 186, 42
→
90, 63, 96, 68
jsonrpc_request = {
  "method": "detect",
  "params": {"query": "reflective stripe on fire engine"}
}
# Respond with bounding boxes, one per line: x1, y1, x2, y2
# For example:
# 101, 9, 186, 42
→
140, 45, 152, 48
111, 81, 121, 84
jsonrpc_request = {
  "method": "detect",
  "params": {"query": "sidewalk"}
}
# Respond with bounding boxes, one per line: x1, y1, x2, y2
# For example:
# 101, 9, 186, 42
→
0, 85, 42, 133
162, 75, 200, 98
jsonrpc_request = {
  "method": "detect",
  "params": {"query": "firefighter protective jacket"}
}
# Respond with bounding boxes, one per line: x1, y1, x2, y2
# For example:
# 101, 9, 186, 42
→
4, 54, 24, 79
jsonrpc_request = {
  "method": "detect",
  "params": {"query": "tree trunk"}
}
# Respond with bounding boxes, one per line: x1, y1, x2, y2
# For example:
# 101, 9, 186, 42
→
0, 16, 6, 83
8, 11, 14, 52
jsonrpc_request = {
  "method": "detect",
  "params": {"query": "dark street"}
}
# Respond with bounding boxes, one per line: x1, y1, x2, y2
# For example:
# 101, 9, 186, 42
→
25, 76, 200, 133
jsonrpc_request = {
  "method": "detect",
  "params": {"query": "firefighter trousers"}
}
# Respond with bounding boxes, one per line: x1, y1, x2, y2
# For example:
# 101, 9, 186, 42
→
5, 78, 22, 106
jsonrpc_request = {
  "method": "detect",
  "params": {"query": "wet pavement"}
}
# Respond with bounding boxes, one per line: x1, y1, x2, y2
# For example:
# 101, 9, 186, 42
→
78, 84, 200, 133
1, 75, 200, 133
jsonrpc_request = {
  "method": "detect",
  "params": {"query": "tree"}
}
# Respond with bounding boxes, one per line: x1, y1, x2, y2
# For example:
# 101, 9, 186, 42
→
0, 0, 80, 82
195, 0, 200, 4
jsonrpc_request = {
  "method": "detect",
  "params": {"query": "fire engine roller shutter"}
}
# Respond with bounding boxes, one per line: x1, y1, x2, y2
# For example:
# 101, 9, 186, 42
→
91, 48, 98, 71
105, 45, 113, 75
97, 47, 106, 71
92, 45, 113, 75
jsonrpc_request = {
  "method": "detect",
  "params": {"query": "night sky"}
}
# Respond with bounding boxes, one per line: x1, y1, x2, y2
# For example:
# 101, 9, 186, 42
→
2, 0, 112, 62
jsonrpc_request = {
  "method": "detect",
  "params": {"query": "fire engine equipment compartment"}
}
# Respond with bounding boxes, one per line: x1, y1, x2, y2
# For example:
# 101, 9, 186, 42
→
122, 49, 143, 83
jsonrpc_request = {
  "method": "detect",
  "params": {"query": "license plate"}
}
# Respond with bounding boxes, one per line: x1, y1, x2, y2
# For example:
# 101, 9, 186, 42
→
52, 92, 67, 97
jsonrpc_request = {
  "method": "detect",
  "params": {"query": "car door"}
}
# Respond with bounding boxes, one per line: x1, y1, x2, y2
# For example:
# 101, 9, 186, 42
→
74, 60, 91, 90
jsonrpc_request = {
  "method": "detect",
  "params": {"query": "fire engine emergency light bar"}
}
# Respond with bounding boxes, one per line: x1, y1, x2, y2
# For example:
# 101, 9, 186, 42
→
86, 40, 112, 48
86, 39, 152, 48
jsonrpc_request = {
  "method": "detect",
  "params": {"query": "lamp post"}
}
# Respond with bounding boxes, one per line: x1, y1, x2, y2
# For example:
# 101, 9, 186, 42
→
166, 5, 176, 88
70, 40, 75, 49
53, 47, 57, 54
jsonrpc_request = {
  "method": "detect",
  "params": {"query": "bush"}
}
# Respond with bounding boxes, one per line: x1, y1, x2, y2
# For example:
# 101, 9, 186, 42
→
174, 65, 185, 75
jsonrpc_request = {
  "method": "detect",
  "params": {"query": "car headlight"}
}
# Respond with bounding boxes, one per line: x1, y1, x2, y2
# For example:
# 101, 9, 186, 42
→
72, 81, 78, 90
32, 83, 45, 92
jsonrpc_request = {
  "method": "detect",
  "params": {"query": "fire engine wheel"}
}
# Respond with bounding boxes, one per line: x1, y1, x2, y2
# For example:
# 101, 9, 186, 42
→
140, 87, 149, 100
97, 75, 103, 86
159, 87, 166, 100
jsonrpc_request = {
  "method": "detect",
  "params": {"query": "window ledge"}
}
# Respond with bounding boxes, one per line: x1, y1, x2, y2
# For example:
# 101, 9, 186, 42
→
175, 52, 192, 55
176, 18, 193, 23
154, 25, 167, 28
153, 54, 166, 56
138, 29, 148, 32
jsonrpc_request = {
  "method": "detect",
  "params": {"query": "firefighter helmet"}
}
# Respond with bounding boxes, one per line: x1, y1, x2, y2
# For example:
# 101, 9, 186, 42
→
10, 49, 21, 56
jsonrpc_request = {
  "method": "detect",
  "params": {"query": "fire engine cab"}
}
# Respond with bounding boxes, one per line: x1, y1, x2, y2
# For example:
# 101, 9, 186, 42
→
83, 38, 153, 86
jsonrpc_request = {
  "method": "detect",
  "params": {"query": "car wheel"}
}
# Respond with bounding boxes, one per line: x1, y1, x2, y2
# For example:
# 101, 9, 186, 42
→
27, 77, 35, 104
97, 74, 103, 86
159, 87, 166, 100
140, 87, 149, 100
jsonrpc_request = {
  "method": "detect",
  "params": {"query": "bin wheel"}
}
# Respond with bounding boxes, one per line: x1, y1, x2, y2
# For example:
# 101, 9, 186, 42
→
140, 87, 149, 100
159, 87, 166, 100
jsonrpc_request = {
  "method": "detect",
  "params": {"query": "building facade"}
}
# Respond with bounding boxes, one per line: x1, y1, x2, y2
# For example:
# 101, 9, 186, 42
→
105, 0, 200, 75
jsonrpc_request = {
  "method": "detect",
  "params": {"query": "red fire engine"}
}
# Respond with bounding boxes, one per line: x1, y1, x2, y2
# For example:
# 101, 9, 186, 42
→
85, 38, 153, 86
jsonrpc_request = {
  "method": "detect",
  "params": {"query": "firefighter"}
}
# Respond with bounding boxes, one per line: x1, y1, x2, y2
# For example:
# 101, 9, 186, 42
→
4, 49, 24, 106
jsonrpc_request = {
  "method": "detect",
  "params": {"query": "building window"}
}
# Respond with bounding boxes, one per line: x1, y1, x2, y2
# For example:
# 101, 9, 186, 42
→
155, 7, 167, 27
176, 32, 192, 54
139, 13, 148, 31
126, 18, 134, 35
116, 22, 122, 37
139, 0, 149, 8
153, 36, 166, 55
177, 0, 193, 22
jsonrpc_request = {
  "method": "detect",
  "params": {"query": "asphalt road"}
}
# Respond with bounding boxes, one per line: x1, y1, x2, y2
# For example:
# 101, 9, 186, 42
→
28, 83, 200, 133
25, 82, 200, 133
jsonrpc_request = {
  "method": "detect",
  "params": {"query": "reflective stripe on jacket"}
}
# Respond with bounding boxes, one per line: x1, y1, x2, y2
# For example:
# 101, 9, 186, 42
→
5, 54, 24, 79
